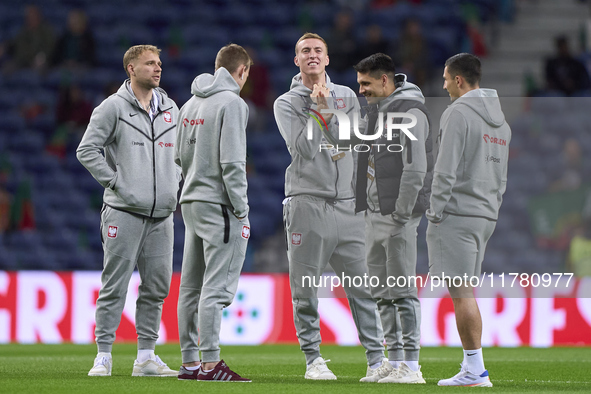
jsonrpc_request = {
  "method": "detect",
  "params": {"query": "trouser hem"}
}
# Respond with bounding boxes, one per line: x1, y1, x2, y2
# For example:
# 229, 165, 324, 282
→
182, 350, 200, 364
304, 349, 321, 365
201, 350, 220, 363
138, 339, 156, 351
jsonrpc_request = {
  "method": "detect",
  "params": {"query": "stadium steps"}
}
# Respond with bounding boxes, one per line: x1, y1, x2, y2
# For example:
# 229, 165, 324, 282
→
479, 0, 589, 97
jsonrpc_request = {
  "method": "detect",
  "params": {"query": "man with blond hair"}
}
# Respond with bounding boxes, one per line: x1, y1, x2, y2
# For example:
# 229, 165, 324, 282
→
77, 44, 180, 377
274, 33, 386, 380
175, 43, 252, 382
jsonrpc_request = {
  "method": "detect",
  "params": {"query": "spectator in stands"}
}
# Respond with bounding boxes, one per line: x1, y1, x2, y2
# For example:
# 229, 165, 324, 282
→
357, 25, 391, 62
567, 218, 591, 277
0, 181, 10, 237
56, 83, 93, 129
52, 9, 96, 69
48, 84, 93, 158
326, 10, 359, 73
549, 138, 583, 192
241, 46, 273, 131
545, 35, 591, 96
0, 5, 55, 74
397, 19, 430, 88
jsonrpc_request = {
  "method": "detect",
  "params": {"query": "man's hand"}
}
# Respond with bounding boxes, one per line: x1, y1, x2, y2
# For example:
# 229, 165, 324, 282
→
311, 84, 333, 124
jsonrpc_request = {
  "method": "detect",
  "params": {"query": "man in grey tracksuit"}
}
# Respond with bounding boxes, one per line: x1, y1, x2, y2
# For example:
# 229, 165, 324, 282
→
175, 44, 251, 382
353, 53, 434, 384
428, 53, 510, 388
274, 33, 385, 380
77, 45, 180, 377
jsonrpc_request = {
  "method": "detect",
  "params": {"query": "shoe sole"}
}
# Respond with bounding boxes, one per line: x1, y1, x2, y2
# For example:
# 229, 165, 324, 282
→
305, 376, 337, 380
195, 380, 252, 382
132, 373, 178, 377
88, 373, 110, 377
438, 382, 493, 387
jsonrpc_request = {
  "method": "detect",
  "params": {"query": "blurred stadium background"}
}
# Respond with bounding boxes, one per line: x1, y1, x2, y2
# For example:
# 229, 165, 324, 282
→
1, 0, 591, 278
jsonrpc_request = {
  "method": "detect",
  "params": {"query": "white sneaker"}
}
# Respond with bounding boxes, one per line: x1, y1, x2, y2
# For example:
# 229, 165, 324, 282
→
379, 362, 426, 384
377, 366, 400, 383
132, 355, 178, 377
438, 364, 493, 387
88, 353, 112, 376
359, 358, 393, 382
304, 357, 337, 380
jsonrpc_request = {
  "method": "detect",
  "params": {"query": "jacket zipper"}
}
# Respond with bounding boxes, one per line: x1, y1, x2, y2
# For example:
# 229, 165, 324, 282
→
334, 160, 339, 200
150, 117, 157, 218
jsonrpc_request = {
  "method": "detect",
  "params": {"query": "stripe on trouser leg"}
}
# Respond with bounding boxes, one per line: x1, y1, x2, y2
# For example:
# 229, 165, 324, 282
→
221, 205, 230, 244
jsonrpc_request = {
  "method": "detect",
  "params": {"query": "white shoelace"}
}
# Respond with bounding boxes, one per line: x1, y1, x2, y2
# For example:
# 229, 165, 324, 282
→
94, 356, 110, 367
375, 363, 392, 377
153, 355, 167, 366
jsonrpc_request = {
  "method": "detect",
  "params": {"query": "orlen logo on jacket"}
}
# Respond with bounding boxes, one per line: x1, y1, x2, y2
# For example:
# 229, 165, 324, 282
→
483, 134, 507, 146
182, 118, 205, 127
158, 142, 174, 148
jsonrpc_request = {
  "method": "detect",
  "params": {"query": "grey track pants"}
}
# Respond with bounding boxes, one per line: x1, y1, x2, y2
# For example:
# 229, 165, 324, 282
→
365, 211, 422, 361
284, 195, 385, 366
178, 201, 249, 363
95, 206, 173, 353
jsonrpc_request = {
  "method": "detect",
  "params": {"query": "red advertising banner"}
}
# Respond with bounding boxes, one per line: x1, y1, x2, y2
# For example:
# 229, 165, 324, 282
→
0, 271, 590, 346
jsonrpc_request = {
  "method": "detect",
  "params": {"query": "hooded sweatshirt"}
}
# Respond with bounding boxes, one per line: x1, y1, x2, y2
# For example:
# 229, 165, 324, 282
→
426, 88, 511, 222
274, 72, 362, 199
77, 80, 180, 218
365, 74, 430, 223
175, 67, 249, 218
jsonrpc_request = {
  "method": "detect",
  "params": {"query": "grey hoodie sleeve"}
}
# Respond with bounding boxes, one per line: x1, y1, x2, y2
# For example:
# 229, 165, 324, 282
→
426, 109, 466, 222
76, 98, 118, 189
392, 108, 428, 224
274, 97, 338, 161
220, 98, 249, 218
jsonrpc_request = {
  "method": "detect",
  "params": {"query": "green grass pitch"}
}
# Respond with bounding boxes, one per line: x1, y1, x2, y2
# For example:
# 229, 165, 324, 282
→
1, 344, 590, 393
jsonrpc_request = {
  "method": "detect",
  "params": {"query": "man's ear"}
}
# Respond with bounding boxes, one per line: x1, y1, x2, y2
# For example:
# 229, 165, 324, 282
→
294, 55, 299, 67
455, 75, 463, 88
325, 54, 329, 66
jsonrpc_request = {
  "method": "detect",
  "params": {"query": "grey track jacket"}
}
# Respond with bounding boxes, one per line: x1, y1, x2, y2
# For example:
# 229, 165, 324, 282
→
366, 74, 429, 224
175, 67, 249, 218
274, 73, 361, 199
426, 88, 511, 222
77, 80, 180, 218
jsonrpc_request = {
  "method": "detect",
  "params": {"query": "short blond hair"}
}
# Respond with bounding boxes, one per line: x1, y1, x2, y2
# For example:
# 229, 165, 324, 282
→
215, 43, 253, 74
123, 45, 161, 77
295, 32, 328, 55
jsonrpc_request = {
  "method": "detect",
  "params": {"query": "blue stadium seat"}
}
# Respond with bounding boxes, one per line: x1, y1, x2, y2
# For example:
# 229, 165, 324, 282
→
254, 3, 295, 28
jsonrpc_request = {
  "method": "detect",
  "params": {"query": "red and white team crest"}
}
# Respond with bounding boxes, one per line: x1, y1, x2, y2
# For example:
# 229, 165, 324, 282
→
163, 111, 172, 123
107, 226, 118, 238
336, 98, 346, 109
291, 233, 302, 246
242, 225, 250, 239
